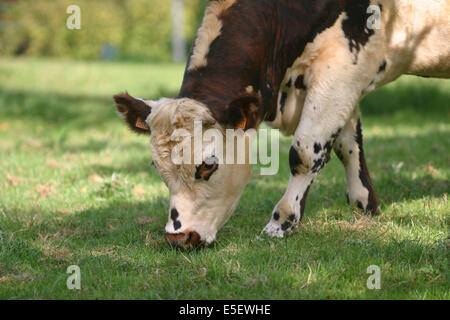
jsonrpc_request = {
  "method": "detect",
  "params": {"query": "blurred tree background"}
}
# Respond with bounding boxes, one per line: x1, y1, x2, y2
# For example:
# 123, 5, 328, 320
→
0, 0, 208, 62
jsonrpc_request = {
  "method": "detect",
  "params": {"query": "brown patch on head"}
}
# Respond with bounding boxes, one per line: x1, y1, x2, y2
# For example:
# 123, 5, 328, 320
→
114, 92, 152, 135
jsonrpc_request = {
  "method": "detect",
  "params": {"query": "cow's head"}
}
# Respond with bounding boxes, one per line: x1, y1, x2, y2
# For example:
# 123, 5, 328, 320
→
114, 92, 261, 248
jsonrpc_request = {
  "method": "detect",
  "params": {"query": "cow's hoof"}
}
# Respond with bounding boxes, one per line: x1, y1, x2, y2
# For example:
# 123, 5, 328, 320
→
262, 222, 285, 238
368, 207, 381, 217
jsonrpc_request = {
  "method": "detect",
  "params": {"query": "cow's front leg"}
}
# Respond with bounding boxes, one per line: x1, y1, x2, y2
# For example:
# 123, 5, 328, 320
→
262, 170, 315, 238
261, 47, 385, 237
263, 90, 359, 238
333, 107, 380, 215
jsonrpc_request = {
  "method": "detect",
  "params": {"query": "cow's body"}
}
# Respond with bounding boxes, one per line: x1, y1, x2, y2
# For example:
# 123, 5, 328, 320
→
180, 0, 449, 134
115, 0, 450, 246
267, 0, 450, 136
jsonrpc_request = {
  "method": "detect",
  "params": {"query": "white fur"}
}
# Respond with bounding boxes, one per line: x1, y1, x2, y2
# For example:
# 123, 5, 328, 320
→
188, 0, 236, 71
148, 98, 251, 243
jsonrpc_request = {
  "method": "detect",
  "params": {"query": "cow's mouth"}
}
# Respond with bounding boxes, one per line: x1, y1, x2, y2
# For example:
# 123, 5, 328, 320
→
165, 230, 204, 249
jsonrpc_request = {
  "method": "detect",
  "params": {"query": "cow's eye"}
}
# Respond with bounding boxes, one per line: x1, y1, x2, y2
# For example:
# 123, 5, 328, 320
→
195, 156, 219, 181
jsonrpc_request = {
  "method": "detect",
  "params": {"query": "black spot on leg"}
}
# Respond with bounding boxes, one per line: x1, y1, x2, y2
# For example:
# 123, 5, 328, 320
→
311, 158, 324, 174
346, 193, 350, 204
289, 146, 303, 175
296, 195, 299, 201
281, 221, 292, 231
311, 134, 340, 174
280, 92, 288, 113
314, 143, 322, 154
273, 212, 280, 221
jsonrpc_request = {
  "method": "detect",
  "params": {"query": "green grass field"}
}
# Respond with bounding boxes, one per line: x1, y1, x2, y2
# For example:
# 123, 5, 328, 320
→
0, 58, 448, 299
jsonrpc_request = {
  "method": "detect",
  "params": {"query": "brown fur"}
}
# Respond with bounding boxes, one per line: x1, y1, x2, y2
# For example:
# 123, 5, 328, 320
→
114, 93, 151, 134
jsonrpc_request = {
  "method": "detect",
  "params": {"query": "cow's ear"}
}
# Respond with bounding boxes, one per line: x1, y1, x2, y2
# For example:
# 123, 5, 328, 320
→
114, 92, 152, 135
224, 92, 262, 130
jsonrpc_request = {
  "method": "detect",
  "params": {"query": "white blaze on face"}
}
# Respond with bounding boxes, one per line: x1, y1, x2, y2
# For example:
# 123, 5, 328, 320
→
147, 98, 252, 244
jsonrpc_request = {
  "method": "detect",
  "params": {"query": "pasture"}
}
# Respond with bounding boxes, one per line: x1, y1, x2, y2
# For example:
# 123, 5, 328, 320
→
0, 58, 448, 299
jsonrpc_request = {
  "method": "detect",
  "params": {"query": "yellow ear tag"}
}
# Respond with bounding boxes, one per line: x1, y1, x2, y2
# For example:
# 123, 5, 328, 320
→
236, 117, 247, 130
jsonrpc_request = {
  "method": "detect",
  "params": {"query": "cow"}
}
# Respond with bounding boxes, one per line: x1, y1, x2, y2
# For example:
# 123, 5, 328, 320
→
114, 0, 450, 248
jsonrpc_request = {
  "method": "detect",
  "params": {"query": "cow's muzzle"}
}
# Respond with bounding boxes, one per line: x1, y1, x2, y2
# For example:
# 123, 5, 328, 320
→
165, 230, 203, 249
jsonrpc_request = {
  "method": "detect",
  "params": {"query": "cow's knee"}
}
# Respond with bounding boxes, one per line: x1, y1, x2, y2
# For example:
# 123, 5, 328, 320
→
289, 138, 334, 177
263, 143, 318, 238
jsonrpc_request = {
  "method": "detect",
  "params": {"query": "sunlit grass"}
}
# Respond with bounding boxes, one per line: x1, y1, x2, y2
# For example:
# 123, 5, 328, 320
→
0, 57, 448, 299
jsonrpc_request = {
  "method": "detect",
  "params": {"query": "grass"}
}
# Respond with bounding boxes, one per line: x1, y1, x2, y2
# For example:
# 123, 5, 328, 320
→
0, 57, 448, 299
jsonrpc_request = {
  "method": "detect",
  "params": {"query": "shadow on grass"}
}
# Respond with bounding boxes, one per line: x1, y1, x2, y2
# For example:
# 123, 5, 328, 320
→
1, 196, 447, 299
0, 87, 178, 126
89, 159, 155, 177
361, 77, 450, 116
0, 77, 449, 125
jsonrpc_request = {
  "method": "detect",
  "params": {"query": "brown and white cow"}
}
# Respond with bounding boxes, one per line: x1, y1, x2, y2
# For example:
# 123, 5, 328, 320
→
114, 0, 450, 248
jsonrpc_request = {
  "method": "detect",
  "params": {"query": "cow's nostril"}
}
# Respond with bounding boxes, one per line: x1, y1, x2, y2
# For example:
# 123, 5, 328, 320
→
185, 231, 201, 247
165, 230, 202, 249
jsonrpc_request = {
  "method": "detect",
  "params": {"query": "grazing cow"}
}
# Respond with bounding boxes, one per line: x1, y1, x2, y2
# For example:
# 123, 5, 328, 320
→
114, 0, 450, 248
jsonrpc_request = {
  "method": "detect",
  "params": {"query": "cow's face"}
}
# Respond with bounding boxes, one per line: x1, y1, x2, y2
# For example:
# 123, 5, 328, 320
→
114, 93, 261, 248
